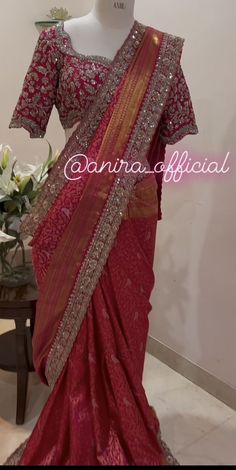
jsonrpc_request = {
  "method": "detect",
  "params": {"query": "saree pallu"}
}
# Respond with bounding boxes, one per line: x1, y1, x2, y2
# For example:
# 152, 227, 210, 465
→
5, 23, 184, 466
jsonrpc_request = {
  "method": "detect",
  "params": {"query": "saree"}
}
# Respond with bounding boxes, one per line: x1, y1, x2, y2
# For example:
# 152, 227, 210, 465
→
5, 20, 198, 466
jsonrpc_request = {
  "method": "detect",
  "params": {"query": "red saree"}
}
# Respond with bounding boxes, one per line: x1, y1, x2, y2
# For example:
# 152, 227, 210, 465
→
5, 20, 198, 466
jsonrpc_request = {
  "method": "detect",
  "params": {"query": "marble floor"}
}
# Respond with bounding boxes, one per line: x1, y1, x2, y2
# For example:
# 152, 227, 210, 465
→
0, 321, 236, 465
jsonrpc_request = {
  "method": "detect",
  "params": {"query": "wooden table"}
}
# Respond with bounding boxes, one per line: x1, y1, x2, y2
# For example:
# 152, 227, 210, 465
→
0, 283, 38, 425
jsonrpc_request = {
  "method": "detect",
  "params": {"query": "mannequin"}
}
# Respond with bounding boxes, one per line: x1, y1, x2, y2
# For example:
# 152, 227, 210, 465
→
64, 0, 136, 59
64, 0, 136, 142
7, 0, 198, 462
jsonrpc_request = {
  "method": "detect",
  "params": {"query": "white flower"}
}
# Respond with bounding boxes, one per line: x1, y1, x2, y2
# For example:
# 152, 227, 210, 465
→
0, 169, 19, 196
0, 146, 18, 196
0, 144, 12, 156
14, 161, 43, 180
14, 161, 45, 191
0, 142, 59, 201
0, 144, 12, 152
0, 144, 13, 170
0, 230, 16, 243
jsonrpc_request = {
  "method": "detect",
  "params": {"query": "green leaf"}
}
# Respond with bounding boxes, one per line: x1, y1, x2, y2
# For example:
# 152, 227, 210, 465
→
0, 195, 12, 204
0, 214, 5, 227
27, 190, 36, 199
7, 228, 20, 239
47, 160, 56, 171
18, 176, 30, 193
15, 200, 22, 213
8, 195, 23, 213
4, 200, 18, 213
47, 140, 53, 163
2, 238, 18, 250
40, 141, 53, 179
20, 177, 34, 196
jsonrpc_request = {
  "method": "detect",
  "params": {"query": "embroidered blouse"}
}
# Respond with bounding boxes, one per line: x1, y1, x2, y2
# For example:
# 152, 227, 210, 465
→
9, 22, 198, 145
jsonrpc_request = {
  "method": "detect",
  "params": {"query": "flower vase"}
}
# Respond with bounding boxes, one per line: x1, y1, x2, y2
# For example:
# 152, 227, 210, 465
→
0, 237, 35, 288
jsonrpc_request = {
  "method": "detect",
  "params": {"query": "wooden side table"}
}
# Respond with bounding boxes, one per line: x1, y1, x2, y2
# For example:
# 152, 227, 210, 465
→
0, 283, 38, 425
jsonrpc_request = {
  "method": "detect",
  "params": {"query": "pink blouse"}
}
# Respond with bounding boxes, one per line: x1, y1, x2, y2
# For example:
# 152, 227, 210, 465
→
9, 22, 198, 145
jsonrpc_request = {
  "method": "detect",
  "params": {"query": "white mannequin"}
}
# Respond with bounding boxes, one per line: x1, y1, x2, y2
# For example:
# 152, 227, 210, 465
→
64, 0, 136, 142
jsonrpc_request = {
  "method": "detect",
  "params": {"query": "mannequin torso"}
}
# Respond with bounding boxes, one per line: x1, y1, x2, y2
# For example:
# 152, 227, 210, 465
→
64, 0, 136, 142
64, 0, 136, 59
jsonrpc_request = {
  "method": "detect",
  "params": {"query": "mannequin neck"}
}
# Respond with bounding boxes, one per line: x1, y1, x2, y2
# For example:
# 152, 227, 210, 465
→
91, 0, 135, 29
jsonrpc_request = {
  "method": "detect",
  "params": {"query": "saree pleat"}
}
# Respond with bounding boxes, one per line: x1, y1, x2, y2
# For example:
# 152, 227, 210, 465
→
16, 193, 165, 466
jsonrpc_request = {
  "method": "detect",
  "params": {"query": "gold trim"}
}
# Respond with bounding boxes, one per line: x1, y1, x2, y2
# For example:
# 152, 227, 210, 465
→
4, 439, 28, 466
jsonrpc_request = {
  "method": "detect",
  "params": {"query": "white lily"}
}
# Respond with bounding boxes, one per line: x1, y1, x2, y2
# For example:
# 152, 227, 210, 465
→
0, 144, 12, 170
14, 161, 43, 181
0, 166, 19, 196
0, 230, 16, 243
0, 144, 12, 153
0, 147, 18, 196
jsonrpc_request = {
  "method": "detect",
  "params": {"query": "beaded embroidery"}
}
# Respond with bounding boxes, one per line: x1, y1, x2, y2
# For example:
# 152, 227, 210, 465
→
4, 439, 28, 466
20, 21, 145, 238
159, 62, 198, 144
9, 22, 112, 137
9, 21, 198, 142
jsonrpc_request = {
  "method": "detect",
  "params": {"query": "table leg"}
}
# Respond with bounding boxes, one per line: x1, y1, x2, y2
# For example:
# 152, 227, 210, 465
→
30, 317, 35, 338
15, 319, 29, 425
16, 370, 29, 425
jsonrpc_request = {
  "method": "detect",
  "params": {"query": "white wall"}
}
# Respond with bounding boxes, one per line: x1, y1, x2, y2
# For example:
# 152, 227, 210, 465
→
0, 1, 235, 389
146, 0, 236, 389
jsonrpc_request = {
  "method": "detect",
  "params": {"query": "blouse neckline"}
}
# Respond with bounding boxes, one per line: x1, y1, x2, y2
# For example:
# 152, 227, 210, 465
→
55, 20, 139, 68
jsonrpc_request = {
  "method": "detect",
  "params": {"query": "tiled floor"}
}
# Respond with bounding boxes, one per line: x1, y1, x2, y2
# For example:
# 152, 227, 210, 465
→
0, 320, 236, 465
